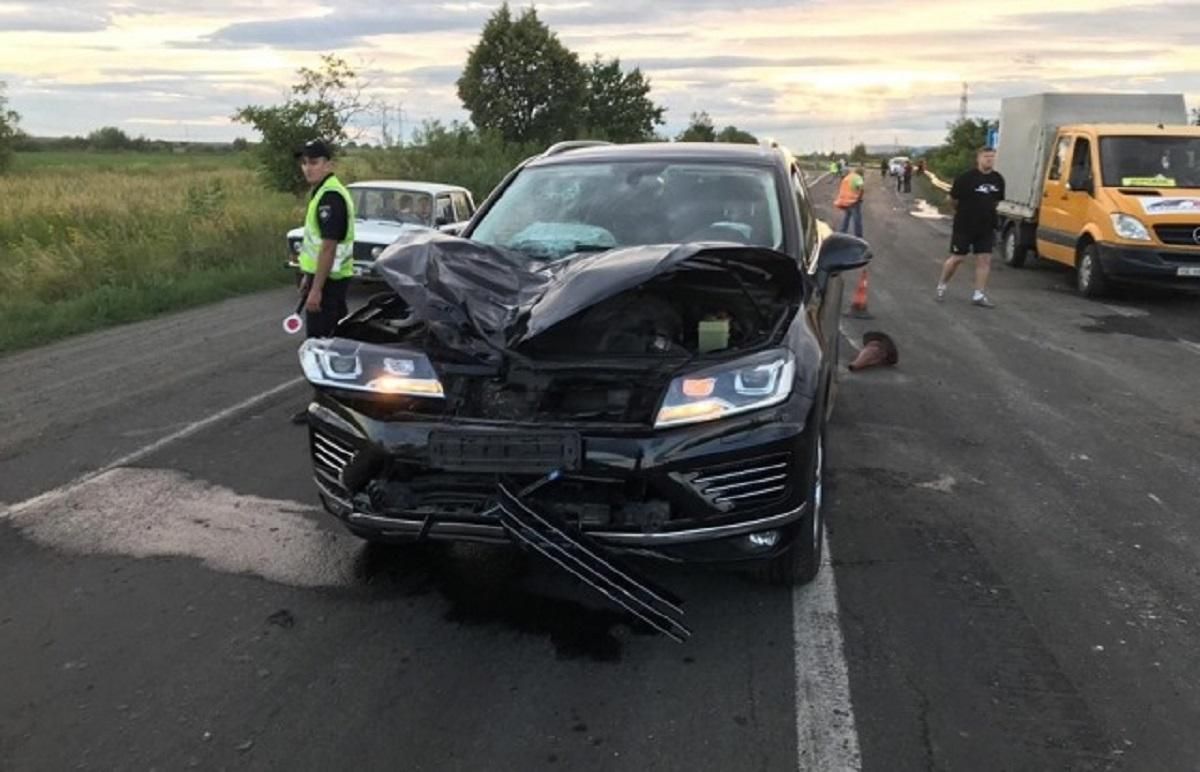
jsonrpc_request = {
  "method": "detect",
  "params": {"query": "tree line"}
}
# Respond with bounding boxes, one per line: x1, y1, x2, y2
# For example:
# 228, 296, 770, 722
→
235, 3, 759, 192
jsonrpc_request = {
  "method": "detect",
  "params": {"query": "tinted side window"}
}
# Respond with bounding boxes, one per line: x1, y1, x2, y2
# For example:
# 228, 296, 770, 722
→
1070, 137, 1092, 182
436, 195, 454, 223
791, 168, 816, 264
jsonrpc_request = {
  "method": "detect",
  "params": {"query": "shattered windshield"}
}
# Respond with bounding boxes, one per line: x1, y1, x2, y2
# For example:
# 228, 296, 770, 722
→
351, 187, 435, 225
470, 161, 785, 260
1100, 136, 1200, 188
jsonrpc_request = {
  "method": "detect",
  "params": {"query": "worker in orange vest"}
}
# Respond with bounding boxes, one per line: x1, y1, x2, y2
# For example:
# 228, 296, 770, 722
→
834, 165, 865, 238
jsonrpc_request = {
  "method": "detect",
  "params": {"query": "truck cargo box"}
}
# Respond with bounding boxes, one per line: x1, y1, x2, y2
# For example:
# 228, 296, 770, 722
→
995, 93, 1187, 215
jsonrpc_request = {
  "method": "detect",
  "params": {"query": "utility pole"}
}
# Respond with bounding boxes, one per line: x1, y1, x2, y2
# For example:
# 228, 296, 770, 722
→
959, 82, 969, 122
380, 104, 392, 147
396, 101, 404, 147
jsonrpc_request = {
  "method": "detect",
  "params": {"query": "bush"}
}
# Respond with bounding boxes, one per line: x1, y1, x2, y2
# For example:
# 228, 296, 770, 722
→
344, 122, 541, 203
925, 118, 996, 180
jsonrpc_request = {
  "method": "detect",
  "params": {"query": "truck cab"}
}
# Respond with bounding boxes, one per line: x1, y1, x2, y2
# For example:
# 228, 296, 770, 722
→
1032, 125, 1200, 295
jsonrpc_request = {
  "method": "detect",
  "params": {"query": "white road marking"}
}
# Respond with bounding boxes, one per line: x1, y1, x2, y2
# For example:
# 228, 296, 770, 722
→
9, 467, 360, 587
794, 534, 862, 771
1178, 339, 1200, 357
2, 376, 306, 520
839, 325, 863, 353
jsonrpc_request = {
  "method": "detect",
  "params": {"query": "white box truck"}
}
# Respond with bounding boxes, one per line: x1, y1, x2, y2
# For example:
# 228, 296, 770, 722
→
993, 93, 1200, 297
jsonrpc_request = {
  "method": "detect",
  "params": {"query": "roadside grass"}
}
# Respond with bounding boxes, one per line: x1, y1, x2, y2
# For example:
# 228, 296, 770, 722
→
0, 152, 301, 354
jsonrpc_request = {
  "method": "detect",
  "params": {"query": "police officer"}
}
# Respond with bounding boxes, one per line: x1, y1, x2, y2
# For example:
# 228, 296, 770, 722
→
291, 139, 356, 423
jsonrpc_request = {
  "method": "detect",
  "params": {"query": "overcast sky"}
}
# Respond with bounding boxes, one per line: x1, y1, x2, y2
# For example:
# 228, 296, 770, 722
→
2, 0, 1198, 152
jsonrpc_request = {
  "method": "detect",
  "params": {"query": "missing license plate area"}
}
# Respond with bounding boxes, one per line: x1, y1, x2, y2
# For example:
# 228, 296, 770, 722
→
429, 430, 582, 473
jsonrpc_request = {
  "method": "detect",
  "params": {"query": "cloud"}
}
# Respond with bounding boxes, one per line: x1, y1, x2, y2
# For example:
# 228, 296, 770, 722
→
182, 7, 492, 50
629, 55, 862, 71
0, 4, 110, 32
3, 0, 1199, 149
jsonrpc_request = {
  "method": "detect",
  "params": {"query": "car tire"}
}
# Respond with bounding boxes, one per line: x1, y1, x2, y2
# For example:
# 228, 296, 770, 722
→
1076, 243, 1109, 298
760, 421, 825, 587
1002, 224, 1027, 268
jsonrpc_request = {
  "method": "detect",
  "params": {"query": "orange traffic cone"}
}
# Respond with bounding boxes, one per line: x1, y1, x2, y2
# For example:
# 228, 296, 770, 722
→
847, 268, 872, 319
848, 331, 899, 371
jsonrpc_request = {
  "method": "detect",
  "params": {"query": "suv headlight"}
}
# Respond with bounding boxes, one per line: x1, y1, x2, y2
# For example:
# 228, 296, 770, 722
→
655, 349, 795, 428
1111, 214, 1150, 241
299, 338, 444, 397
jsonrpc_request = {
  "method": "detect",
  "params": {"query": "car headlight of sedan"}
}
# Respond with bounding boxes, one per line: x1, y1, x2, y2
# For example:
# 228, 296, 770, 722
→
1111, 213, 1150, 241
655, 349, 795, 428
299, 338, 444, 398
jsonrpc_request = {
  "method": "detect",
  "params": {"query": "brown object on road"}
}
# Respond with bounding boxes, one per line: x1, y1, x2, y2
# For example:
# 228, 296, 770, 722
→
848, 331, 899, 371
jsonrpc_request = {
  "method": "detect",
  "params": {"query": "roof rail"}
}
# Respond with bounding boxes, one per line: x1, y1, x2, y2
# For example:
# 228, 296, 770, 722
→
540, 140, 612, 158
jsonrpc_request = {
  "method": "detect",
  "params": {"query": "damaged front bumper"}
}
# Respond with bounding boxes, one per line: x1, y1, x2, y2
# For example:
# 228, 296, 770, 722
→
307, 392, 813, 565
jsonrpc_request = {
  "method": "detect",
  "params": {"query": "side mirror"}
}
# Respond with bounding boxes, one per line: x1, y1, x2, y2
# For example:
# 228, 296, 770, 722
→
816, 232, 872, 275
438, 221, 466, 236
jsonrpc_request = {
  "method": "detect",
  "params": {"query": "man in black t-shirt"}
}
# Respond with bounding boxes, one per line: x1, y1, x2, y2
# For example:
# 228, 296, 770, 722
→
936, 147, 1005, 308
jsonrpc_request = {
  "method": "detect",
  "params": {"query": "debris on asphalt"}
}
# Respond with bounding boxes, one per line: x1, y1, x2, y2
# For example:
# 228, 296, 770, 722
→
848, 331, 899, 371
267, 609, 295, 629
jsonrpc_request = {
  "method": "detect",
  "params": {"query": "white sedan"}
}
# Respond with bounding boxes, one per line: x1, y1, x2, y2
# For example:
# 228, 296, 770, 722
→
286, 181, 477, 280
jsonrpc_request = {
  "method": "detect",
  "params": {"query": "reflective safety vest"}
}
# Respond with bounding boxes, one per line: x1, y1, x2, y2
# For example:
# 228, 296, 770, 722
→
834, 172, 864, 209
299, 174, 355, 279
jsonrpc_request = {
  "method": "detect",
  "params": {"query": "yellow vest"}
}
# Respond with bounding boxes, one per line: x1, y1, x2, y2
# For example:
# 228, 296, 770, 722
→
299, 175, 355, 279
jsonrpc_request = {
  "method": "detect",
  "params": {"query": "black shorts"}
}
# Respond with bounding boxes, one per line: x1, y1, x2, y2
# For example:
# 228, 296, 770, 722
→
950, 228, 994, 256
304, 277, 349, 338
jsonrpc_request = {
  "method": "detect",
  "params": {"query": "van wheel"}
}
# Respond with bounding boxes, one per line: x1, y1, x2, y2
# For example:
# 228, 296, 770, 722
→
1002, 225, 1027, 268
1076, 244, 1109, 298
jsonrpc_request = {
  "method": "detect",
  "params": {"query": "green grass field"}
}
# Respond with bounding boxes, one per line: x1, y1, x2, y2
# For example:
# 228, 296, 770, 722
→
0, 151, 302, 353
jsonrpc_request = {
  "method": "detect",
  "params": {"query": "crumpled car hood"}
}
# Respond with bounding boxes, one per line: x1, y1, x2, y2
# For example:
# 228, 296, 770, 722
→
373, 229, 802, 363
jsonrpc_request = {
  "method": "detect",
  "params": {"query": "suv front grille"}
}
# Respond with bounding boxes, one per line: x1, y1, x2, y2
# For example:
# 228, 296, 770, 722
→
685, 453, 793, 512
1153, 225, 1200, 248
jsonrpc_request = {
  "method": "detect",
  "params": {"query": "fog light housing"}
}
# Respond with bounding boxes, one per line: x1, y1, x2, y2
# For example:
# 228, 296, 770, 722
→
747, 530, 780, 549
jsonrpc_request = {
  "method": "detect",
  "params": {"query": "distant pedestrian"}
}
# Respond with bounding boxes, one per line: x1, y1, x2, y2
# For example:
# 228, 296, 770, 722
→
291, 139, 356, 423
834, 165, 865, 238
902, 161, 913, 192
936, 147, 1005, 308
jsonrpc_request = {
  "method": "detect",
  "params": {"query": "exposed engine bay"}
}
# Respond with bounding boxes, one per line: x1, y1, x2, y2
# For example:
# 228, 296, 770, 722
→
331, 231, 803, 424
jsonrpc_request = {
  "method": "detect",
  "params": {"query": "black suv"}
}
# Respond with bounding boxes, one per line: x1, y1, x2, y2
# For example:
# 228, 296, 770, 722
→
298, 141, 870, 607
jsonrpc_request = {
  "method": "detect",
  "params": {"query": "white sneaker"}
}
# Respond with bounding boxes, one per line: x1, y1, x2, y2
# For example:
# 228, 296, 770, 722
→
972, 293, 995, 308
935, 285, 946, 302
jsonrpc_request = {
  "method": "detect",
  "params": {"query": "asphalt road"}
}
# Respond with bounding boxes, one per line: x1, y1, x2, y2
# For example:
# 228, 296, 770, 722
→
3, 173, 1199, 771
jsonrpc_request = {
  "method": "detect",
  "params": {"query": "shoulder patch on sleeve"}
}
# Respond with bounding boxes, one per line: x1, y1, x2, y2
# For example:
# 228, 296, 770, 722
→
318, 205, 332, 221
